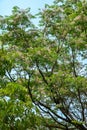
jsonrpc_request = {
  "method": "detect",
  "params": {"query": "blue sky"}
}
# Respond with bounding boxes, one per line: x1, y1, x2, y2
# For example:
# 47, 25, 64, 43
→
0, 0, 54, 16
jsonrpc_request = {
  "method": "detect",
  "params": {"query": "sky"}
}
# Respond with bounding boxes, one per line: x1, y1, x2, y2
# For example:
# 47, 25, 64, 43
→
0, 0, 54, 16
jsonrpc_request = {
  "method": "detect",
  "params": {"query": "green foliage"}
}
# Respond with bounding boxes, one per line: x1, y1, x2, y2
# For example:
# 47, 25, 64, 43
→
0, 1, 87, 130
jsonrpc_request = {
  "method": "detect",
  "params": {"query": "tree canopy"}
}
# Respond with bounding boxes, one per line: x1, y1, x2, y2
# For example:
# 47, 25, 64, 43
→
0, 0, 87, 130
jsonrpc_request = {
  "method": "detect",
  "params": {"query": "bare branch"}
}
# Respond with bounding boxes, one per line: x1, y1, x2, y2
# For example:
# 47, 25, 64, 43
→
5, 70, 15, 82
77, 89, 85, 121
36, 60, 48, 85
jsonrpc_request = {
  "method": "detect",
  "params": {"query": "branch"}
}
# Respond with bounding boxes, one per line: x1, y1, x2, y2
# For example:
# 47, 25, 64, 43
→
36, 60, 48, 85
71, 50, 77, 77
77, 89, 85, 121
40, 112, 67, 130
37, 101, 69, 122
5, 70, 15, 82
51, 39, 62, 74
27, 74, 34, 102
51, 60, 57, 74
37, 104, 68, 130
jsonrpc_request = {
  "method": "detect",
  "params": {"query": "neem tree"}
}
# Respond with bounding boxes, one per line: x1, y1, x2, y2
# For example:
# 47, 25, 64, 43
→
0, 0, 87, 129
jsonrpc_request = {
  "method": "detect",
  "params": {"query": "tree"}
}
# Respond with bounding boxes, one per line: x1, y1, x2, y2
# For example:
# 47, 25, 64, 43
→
0, 0, 87, 129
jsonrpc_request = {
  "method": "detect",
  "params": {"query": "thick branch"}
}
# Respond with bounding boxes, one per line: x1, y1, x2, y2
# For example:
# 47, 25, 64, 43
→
27, 74, 34, 102
37, 103, 68, 130
77, 89, 85, 121
38, 101, 69, 122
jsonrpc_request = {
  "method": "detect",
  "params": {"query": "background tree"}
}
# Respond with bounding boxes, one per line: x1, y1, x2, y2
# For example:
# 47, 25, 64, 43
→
0, 0, 87, 130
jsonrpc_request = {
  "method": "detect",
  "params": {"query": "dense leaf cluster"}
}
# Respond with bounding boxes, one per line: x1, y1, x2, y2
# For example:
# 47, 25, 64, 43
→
0, 0, 87, 129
